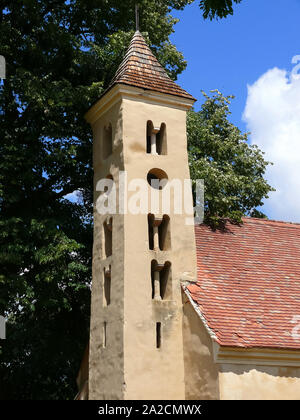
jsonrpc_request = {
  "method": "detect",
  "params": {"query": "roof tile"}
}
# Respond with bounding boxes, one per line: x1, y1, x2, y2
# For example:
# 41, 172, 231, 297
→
109, 31, 195, 101
186, 218, 300, 350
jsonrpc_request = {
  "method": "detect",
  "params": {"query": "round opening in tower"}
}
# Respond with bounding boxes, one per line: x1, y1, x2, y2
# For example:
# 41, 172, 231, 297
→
104, 174, 114, 194
147, 168, 168, 190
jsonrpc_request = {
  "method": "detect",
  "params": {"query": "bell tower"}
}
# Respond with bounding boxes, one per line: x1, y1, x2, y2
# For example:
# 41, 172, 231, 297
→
85, 31, 197, 400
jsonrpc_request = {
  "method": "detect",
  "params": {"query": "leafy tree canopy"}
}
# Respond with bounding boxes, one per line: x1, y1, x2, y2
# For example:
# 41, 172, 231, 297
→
188, 91, 274, 226
199, 0, 242, 19
1, 0, 246, 400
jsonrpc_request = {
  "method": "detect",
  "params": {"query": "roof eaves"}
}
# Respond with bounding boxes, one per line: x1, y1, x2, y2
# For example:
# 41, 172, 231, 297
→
183, 284, 219, 343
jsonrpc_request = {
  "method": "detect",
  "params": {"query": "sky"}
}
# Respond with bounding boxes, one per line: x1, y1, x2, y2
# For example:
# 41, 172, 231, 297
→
170, 0, 300, 222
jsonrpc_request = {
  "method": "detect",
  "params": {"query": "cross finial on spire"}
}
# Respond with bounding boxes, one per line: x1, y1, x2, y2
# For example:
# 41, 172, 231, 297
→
135, 4, 140, 32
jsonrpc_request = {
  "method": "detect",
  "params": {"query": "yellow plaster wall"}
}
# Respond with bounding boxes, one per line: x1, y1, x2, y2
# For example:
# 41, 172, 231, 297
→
219, 364, 300, 400
89, 99, 126, 400
121, 96, 197, 400
87, 87, 198, 400
182, 295, 220, 400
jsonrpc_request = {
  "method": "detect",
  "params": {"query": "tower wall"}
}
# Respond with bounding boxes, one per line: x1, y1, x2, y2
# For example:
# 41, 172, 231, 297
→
87, 84, 197, 400
89, 98, 126, 400
121, 95, 197, 399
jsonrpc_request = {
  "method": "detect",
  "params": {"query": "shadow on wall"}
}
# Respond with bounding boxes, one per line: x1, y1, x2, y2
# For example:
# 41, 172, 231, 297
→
220, 363, 300, 379
181, 291, 219, 400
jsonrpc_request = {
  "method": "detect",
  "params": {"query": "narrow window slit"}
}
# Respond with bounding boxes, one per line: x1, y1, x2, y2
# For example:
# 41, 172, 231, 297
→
156, 322, 161, 348
103, 218, 113, 258
103, 266, 111, 306
103, 123, 113, 159
103, 322, 107, 348
156, 123, 167, 155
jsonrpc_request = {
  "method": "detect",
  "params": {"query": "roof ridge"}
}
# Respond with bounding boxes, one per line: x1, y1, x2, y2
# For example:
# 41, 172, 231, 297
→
242, 217, 300, 228
195, 217, 300, 229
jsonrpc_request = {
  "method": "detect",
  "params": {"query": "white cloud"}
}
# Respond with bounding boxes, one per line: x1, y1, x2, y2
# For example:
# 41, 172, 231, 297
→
243, 66, 300, 222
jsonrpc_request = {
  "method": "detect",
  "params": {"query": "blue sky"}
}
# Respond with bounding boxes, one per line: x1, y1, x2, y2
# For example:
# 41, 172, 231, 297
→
171, 0, 300, 129
170, 0, 300, 222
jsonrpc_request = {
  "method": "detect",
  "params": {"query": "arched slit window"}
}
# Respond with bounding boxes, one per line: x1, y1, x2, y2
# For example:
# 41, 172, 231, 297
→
146, 121, 167, 155
148, 214, 171, 251
151, 260, 172, 301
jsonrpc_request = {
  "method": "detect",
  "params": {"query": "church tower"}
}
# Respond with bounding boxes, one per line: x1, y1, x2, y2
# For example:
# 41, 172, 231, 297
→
85, 31, 197, 400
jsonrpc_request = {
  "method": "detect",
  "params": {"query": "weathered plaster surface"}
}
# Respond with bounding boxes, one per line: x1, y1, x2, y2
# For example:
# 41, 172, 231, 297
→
122, 96, 196, 400
219, 364, 300, 400
182, 295, 219, 400
89, 99, 126, 400
87, 87, 197, 400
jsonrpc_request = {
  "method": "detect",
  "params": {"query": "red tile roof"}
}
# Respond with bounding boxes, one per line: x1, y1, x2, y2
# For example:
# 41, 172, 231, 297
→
109, 31, 195, 101
186, 218, 300, 349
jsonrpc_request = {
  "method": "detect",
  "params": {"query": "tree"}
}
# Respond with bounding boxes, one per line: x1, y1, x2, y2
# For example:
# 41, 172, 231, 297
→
187, 90, 274, 226
0, 1, 245, 400
199, 0, 243, 20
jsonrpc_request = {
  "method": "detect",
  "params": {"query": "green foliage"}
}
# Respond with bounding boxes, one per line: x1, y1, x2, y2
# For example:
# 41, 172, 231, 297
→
187, 91, 274, 226
199, 0, 243, 20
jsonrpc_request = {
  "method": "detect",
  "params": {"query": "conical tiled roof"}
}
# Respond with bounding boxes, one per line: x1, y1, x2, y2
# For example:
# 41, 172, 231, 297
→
108, 31, 195, 101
